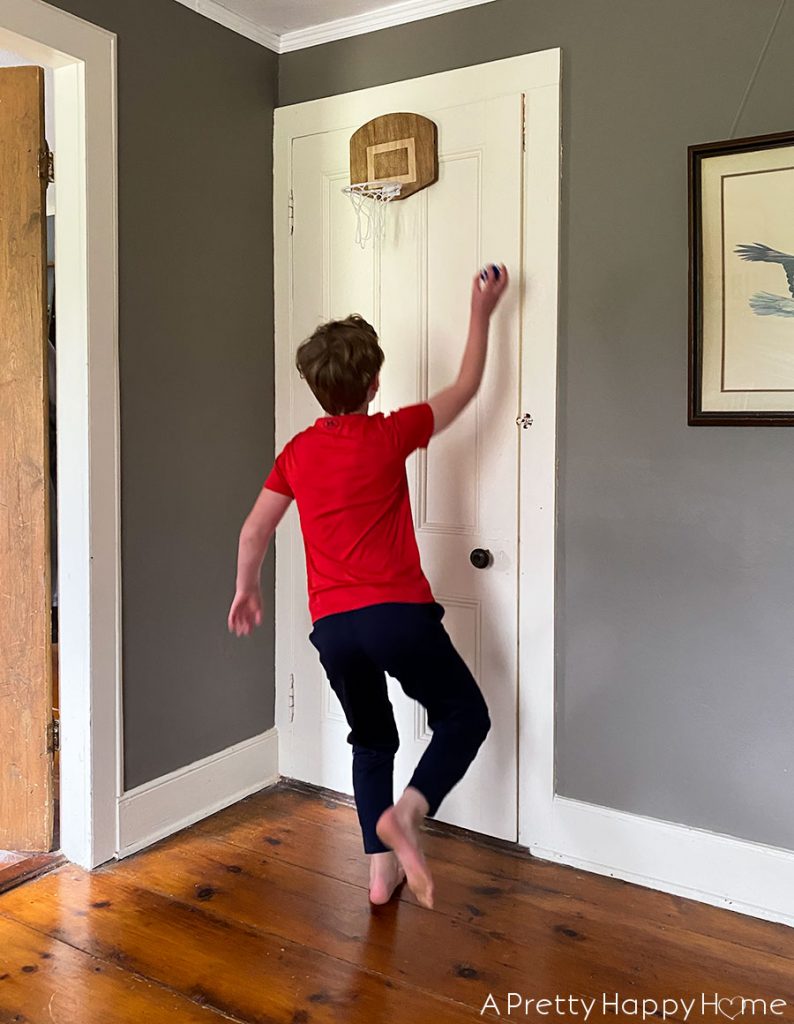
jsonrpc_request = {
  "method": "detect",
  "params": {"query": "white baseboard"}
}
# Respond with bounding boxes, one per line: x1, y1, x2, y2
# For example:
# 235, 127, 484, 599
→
117, 728, 279, 858
529, 796, 794, 928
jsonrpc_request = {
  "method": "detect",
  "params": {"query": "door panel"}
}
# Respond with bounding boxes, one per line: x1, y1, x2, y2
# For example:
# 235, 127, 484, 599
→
286, 95, 523, 840
380, 97, 523, 839
0, 66, 54, 851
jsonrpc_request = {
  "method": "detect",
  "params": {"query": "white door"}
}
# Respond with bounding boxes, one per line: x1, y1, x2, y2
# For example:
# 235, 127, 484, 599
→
284, 95, 523, 841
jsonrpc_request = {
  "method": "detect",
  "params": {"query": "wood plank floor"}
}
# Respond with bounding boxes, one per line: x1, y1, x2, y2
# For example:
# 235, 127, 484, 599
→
1, 783, 793, 1023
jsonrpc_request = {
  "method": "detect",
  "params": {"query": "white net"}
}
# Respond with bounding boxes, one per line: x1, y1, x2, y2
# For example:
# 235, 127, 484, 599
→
342, 180, 402, 249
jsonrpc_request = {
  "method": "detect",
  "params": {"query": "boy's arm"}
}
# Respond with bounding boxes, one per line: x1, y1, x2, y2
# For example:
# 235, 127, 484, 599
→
228, 487, 292, 636
428, 264, 509, 435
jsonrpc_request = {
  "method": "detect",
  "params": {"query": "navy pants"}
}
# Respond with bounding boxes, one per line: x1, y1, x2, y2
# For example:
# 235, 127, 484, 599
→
309, 601, 491, 854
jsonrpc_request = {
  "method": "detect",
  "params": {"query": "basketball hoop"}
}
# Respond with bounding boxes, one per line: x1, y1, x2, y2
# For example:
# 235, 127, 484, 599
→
342, 180, 402, 249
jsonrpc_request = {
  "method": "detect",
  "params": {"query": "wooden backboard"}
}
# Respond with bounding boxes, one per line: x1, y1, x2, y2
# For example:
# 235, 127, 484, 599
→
350, 112, 438, 201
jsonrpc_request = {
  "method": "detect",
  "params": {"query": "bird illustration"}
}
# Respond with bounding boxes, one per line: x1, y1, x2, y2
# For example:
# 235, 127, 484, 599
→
734, 243, 794, 317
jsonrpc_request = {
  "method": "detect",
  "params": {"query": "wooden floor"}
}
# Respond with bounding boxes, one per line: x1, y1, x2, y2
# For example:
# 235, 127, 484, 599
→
1, 784, 793, 1023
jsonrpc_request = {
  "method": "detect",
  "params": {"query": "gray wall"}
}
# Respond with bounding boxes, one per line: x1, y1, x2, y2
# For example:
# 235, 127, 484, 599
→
48, 0, 277, 789
280, 0, 794, 850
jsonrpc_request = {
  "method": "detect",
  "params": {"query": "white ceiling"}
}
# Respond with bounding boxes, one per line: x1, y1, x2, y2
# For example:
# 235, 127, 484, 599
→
173, 0, 496, 53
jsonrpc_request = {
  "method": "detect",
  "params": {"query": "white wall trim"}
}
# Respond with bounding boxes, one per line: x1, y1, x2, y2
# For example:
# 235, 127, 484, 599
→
0, 0, 121, 870
170, 0, 280, 52
170, 0, 496, 53
274, 48, 561, 125
278, 0, 498, 53
531, 797, 794, 928
118, 729, 279, 858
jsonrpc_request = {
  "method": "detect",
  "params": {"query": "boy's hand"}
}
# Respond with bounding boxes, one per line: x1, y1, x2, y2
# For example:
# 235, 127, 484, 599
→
228, 588, 263, 636
471, 264, 509, 318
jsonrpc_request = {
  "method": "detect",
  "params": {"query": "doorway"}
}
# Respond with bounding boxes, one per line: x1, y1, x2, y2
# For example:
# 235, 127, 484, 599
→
0, 2, 120, 870
273, 51, 561, 844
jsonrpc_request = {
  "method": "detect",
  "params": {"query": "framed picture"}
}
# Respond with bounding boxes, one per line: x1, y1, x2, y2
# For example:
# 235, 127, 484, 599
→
689, 129, 794, 425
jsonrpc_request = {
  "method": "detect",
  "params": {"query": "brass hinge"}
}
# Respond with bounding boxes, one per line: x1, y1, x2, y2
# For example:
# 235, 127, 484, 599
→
48, 716, 60, 754
288, 189, 294, 236
288, 673, 295, 724
39, 145, 54, 184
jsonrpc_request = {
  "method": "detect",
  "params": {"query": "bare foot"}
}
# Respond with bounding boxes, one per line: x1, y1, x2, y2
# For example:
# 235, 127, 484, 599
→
368, 851, 406, 905
376, 788, 434, 909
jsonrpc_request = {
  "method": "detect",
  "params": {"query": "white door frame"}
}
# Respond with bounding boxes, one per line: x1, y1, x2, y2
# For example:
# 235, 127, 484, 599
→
273, 50, 562, 838
1, 0, 121, 869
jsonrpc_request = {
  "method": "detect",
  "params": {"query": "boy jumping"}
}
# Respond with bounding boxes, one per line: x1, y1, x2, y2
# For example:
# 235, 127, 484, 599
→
228, 265, 509, 909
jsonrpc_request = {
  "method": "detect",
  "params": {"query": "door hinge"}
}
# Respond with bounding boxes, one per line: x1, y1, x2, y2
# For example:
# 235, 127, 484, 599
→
288, 673, 295, 723
516, 412, 534, 429
521, 94, 526, 153
39, 145, 54, 184
48, 716, 60, 754
288, 189, 294, 236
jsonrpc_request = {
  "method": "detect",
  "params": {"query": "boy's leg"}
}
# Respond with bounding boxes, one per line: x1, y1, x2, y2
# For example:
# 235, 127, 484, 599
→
309, 615, 400, 855
363, 603, 491, 817
402, 629, 491, 816
357, 603, 491, 908
351, 741, 397, 855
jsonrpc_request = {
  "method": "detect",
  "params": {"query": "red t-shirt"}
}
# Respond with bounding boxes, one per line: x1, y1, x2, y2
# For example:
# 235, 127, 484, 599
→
265, 403, 436, 622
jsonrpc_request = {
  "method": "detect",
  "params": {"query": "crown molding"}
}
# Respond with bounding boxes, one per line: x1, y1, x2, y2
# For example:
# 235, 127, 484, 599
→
172, 0, 497, 54
278, 0, 498, 53
171, 0, 281, 52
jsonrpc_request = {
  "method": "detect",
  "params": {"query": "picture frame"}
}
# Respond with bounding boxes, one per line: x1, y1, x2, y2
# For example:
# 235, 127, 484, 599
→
689, 129, 794, 425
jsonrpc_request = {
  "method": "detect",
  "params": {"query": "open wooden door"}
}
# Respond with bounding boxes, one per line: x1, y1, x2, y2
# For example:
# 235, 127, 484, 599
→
0, 66, 55, 851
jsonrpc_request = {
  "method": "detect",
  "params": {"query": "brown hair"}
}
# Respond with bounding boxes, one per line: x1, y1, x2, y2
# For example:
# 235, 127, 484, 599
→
295, 314, 385, 415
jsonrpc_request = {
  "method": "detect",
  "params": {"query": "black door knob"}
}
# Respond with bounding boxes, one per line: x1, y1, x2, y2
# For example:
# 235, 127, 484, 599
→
470, 548, 492, 570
